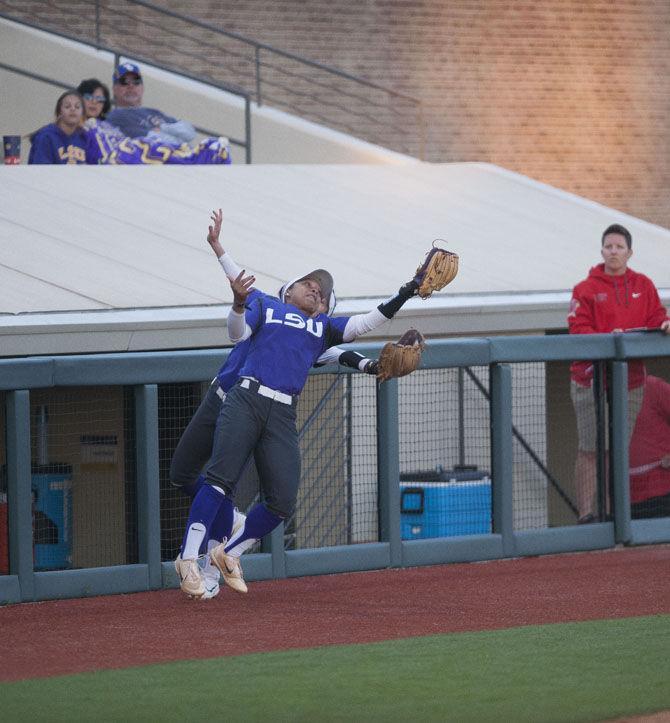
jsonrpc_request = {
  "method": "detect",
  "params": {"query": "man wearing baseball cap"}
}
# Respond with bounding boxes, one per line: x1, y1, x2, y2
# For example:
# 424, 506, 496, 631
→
106, 61, 197, 145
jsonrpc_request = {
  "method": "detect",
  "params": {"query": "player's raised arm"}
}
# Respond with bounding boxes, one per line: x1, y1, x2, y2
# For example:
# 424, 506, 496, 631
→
207, 208, 225, 258
316, 345, 378, 374
207, 208, 244, 281
227, 270, 255, 343
338, 242, 460, 341
340, 278, 419, 342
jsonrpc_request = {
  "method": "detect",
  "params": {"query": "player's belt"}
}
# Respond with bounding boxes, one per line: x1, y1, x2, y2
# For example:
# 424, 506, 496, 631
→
239, 378, 295, 406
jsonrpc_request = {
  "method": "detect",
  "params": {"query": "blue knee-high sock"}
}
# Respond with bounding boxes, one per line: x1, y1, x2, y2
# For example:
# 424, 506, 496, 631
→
180, 484, 233, 557
209, 502, 235, 544
180, 473, 206, 500
224, 503, 281, 553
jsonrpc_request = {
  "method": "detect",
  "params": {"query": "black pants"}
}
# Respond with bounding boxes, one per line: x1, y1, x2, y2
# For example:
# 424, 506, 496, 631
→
169, 381, 222, 490
631, 492, 670, 519
204, 382, 301, 519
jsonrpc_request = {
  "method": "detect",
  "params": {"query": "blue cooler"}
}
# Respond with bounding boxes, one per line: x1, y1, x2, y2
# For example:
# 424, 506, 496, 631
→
32, 464, 73, 570
400, 467, 491, 539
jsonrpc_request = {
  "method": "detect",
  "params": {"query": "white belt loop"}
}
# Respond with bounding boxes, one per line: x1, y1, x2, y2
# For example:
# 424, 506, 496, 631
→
241, 379, 250, 390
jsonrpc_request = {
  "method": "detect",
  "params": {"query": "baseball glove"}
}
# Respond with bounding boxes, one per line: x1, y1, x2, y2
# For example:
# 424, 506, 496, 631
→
376, 329, 425, 382
413, 240, 459, 299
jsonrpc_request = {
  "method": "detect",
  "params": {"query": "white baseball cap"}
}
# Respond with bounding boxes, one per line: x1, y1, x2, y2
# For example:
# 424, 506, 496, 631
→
279, 269, 336, 315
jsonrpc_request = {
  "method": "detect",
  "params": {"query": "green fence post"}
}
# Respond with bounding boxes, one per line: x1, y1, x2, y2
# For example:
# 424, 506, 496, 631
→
6, 390, 35, 601
268, 523, 286, 579
610, 361, 631, 544
490, 363, 515, 557
135, 384, 162, 589
377, 379, 401, 567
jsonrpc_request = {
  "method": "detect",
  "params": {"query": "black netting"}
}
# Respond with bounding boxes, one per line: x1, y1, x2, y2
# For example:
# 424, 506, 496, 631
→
26, 386, 135, 570
398, 367, 492, 540
290, 372, 378, 549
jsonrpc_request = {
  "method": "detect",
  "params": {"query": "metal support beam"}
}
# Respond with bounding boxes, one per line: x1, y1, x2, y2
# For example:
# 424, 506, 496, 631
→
6, 391, 35, 601
377, 379, 401, 566
610, 362, 631, 544
135, 384, 161, 589
490, 364, 515, 557
269, 523, 286, 579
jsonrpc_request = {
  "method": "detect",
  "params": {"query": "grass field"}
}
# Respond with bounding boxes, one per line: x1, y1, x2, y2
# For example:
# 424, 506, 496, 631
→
3, 615, 669, 722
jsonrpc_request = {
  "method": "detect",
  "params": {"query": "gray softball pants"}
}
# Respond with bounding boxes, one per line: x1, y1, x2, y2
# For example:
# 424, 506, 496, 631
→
206, 381, 301, 519
169, 381, 223, 491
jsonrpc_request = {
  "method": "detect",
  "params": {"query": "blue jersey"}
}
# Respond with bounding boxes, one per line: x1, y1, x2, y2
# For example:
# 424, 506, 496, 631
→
239, 292, 349, 395
28, 123, 88, 164
216, 338, 250, 392
215, 288, 262, 392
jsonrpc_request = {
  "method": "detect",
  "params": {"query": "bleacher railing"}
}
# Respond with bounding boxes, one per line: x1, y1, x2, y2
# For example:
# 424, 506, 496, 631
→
1, 332, 669, 605
0, 0, 425, 160
0, 32, 252, 163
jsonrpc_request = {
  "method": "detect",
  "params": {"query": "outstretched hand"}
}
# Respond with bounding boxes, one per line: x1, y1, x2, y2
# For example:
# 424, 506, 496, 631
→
207, 208, 224, 257
231, 270, 255, 310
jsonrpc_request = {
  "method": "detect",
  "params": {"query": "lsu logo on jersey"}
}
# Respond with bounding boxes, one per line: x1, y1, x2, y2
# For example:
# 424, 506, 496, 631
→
265, 308, 323, 337
58, 145, 87, 164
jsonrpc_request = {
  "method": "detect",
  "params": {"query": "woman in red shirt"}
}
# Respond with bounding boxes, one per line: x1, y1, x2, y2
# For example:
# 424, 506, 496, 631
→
568, 224, 670, 523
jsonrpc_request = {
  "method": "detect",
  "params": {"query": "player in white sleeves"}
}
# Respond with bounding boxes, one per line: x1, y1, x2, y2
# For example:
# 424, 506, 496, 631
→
179, 262, 419, 595
173, 211, 387, 599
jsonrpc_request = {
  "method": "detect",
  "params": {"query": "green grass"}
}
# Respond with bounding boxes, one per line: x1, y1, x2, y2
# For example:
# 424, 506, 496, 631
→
3, 616, 669, 722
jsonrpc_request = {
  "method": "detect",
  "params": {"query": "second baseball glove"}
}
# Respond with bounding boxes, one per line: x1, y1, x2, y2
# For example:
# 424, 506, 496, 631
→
414, 241, 459, 299
377, 329, 425, 382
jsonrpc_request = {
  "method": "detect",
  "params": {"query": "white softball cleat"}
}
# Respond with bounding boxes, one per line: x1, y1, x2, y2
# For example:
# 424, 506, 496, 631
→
210, 544, 248, 594
197, 510, 247, 600
200, 554, 221, 600
175, 555, 206, 599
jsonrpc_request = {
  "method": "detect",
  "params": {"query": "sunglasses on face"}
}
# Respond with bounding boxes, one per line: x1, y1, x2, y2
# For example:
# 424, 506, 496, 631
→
117, 77, 142, 86
83, 94, 106, 102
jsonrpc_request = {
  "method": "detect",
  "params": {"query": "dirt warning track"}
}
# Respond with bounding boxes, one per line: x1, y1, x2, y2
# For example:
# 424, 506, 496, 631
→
1, 544, 668, 682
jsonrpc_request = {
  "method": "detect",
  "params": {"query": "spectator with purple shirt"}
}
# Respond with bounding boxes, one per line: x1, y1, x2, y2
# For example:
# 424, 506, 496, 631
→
28, 90, 88, 164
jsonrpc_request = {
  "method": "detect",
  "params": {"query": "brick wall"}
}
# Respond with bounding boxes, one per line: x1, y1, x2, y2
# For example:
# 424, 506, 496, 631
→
4, 0, 670, 228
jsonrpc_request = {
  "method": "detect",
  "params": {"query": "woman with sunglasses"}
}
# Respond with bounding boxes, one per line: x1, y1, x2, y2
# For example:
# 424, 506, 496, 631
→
76, 78, 111, 122
82, 61, 231, 165
28, 89, 88, 164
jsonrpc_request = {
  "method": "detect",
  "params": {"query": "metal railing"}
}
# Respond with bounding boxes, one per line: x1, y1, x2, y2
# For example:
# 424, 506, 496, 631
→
0, 48, 252, 163
0, 0, 424, 159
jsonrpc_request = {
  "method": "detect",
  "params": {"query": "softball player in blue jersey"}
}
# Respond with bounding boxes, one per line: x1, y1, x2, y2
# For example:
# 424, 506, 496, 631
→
174, 212, 382, 598
178, 255, 420, 595
173, 311, 380, 599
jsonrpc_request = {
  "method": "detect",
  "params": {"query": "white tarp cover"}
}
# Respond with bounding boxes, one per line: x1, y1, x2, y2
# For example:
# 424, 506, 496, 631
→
1, 163, 668, 355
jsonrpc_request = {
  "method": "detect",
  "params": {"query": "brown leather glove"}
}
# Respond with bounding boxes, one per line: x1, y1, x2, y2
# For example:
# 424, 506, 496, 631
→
377, 329, 426, 382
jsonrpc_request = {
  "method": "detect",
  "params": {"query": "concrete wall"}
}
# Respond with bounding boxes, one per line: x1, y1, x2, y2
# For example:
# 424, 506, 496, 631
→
0, 18, 415, 166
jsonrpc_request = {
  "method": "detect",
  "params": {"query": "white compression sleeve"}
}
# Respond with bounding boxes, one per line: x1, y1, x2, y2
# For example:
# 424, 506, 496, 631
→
341, 308, 388, 342
218, 253, 243, 281
226, 309, 251, 342
317, 346, 372, 371
316, 345, 345, 365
